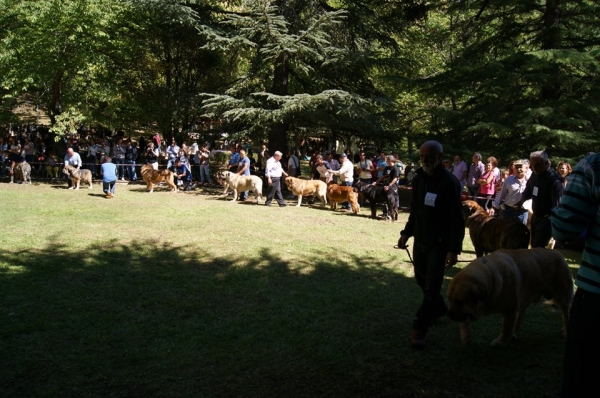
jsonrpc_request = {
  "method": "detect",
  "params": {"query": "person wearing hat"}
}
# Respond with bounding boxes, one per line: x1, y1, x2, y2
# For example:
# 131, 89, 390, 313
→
489, 159, 530, 225
327, 152, 354, 210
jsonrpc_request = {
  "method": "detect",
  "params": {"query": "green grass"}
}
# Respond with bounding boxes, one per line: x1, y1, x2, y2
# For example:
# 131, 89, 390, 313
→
0, 181, 580, 397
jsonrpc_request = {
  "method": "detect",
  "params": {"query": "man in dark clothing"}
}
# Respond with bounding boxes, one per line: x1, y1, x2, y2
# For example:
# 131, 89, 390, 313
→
519, 150, 563, 247
398, 141, 465, 348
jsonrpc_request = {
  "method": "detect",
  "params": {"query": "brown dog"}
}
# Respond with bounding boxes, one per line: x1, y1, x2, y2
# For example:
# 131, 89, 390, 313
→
284, 176, 327, 207
326, 181, 360, 214
141, 165, 177, 193
447, 248, 573, 346
462, 200, 530, 257
63, 165, 93, 190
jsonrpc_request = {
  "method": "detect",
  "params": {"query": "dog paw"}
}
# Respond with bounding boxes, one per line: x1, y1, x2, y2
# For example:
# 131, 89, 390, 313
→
68, 187, 74, 190
490, 337, 508, 347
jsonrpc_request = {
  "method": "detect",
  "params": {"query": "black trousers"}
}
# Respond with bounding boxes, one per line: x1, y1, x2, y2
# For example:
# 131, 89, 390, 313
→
412, 243, 447, 333
266, 177, 285, 205
530, 214, 552, 248
561, 289, 600, 398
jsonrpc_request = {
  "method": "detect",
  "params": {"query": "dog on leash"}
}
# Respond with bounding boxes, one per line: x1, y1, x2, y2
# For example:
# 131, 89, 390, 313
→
140, 165, 177, 193
284, 176, 327, 207
216, 171, 263, 204
326, 181, 360, 214
462, 200, 530, 257
447, 248, 573, 346
63, 165, 93, 189
354, 181, 398, 220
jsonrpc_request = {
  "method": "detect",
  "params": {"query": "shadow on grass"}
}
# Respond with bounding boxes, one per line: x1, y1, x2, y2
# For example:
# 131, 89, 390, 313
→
0, 241, 566, 398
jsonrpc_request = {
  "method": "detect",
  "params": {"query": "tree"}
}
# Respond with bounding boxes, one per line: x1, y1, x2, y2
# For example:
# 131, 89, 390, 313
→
200, 0, 416, 153
413, 0, 600, 161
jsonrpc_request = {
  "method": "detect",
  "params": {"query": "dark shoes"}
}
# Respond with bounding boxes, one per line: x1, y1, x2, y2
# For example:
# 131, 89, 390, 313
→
411, 329, 426, 349
279, 203, 287, 207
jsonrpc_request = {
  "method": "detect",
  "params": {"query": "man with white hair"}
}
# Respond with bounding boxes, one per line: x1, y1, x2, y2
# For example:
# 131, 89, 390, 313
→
264, 151, 288, 207
397, 140, 464, 349
519, 150, 563, 247
64, 147, 82, 188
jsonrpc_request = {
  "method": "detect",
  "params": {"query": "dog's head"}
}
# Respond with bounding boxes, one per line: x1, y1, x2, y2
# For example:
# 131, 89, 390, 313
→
284, 176, 295, 188
447, 266, 488, 323
354, 181, 369, 193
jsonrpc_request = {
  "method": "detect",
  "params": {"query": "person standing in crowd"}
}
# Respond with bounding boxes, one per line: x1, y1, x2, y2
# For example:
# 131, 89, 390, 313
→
112, 137, 126, 180
356, 151, 374, 183
287, 149, 300, 177
64, 147, 82, 188
466, 152, 485, 199
198, 143, 212, 186
45, 153, 60, 180
551, 152, 600, 398
519, 150, 563, 247
489, 159, 530, 225
264, 150, 288, 207
228, 144, 240, 173
124, 139, 138, 181
397, 140, 464, 349
237, 149, 251, 200
4, 149, 30, 184
477, 160, 496, 211
101, 156, 117, 198
145, 142, 159, 170
326, 152, 340, 182
166, 139, 180, 171
327, 152, 354, 210
372, 155, 400, 219
442, 158, 452, 172
451, 154, 468, 192
557, 161, 572, 187
313, 155, 330, 182
87, 138, 103, 178
376, 150, 387, 180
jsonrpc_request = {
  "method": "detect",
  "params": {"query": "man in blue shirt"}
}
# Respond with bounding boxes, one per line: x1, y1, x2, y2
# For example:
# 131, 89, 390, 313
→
101, 156, 117, 198
175, 159, 192, 191
229, 145, 240, 172
237, 149, 251, 200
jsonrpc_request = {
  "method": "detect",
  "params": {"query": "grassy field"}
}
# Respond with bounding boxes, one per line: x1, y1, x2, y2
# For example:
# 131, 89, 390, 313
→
0, 180, 580, 397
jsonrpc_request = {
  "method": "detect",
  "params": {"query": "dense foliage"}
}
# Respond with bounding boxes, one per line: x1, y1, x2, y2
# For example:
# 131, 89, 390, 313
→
1, 0, 599, 160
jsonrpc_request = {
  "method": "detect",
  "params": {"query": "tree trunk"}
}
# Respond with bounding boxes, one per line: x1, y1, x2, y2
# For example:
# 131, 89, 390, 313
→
49, 70, 64, 125
268, 53, 289, 154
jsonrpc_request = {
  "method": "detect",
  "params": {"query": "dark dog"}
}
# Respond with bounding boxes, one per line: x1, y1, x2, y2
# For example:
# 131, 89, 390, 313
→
354, 181, 398, 220
462, 200, 530, 257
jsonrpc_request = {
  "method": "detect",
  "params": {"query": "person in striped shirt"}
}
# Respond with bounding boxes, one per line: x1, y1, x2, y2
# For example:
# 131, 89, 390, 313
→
551, 152, 600, 398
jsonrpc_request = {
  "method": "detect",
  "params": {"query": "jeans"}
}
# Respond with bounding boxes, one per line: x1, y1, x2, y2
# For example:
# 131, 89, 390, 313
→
341, 180, 353, 209
200, 164, 211, 183
467, 185, 479, 199
103, 180, 116, 195
125, 160, 137, 180
115, 158, 125, 179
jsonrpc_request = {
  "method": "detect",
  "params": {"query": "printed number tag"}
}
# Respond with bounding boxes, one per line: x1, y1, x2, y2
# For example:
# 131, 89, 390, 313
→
533, 186, 538, 196
425, 192, 437, 207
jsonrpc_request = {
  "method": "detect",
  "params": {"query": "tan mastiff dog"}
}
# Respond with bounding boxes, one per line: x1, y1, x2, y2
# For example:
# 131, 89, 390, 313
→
447, 248, 573, 346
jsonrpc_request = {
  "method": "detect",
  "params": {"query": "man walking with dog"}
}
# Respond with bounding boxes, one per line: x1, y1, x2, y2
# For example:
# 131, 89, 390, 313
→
397, 140, 464, 349
264, 150, 288, 207
327, 152, 354, 210
64, 147, 82, 189
551, 152, 600, 398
